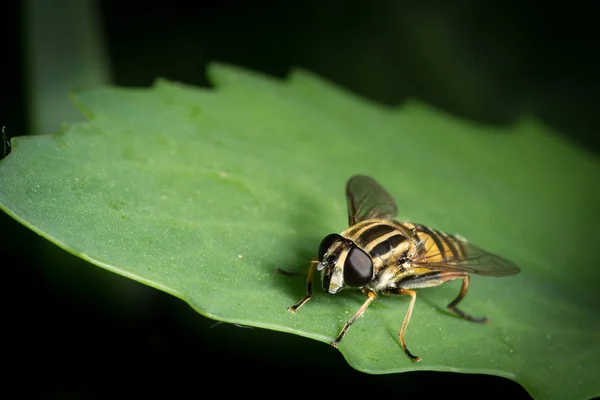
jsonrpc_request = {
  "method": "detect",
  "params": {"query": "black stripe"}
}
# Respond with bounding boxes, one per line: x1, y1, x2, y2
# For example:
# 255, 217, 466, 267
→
448, 233, 467, 259
392, 271, 443, 290
415, 224, 447, 261
436, 230, 459, 260
369, 234, 406, 258
345, 220, 371, 237
356, 223, 396, 247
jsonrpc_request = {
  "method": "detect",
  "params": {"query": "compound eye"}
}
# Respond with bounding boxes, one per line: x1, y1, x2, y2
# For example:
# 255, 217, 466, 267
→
344, 246, 373, 287
318, 233, 343, 261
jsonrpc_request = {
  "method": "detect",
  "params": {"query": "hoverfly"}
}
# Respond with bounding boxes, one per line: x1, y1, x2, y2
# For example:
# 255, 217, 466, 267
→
284, 175, 520, 362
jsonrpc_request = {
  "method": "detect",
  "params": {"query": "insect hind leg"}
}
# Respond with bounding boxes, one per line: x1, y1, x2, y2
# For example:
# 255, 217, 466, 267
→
447, 274, 488, 323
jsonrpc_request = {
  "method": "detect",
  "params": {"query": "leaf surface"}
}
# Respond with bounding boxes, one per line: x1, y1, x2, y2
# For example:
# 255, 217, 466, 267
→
1, 64, 598, 400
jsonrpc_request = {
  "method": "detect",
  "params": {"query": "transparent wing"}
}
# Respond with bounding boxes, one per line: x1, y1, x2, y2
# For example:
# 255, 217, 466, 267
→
414, 239, 520, 277
346, 175, 398, 226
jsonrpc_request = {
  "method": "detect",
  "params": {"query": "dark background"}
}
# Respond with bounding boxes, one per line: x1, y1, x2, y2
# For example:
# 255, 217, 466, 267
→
2, 1, 598, 397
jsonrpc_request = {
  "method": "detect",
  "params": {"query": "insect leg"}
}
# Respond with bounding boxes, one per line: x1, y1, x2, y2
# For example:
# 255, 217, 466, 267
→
288, 258, 318, 313
447, 273, 488, 323
331, 288, 377, 348
396, 289, 421, 362
274, 268, 307, 276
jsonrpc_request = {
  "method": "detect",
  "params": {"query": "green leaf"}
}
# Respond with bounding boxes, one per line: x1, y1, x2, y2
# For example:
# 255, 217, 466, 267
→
1, 63, 598, 400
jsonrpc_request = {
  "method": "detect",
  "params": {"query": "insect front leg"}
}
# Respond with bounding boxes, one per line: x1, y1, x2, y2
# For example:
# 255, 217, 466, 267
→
392, 288, 421, 362
331, 288, 377, 348
287, 258, 319, 313
447, 273, 488, 323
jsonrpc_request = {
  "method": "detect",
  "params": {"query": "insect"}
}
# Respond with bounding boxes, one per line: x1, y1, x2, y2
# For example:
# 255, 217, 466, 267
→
284, 175, 520, 362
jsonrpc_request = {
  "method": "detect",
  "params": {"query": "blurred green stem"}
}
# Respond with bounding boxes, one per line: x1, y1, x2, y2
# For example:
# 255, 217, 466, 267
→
24, 0, 111, 135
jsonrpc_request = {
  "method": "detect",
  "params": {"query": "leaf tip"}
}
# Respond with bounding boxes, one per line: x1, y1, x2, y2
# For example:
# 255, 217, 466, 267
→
205, 61, 286, 89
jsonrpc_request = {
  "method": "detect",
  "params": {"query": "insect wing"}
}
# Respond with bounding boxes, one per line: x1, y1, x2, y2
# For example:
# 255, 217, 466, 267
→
345, 175, 398, 226
414, 240, 520, 277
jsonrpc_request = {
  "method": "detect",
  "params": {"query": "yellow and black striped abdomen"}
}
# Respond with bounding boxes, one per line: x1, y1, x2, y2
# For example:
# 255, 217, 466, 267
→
403, 222, 467, 263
